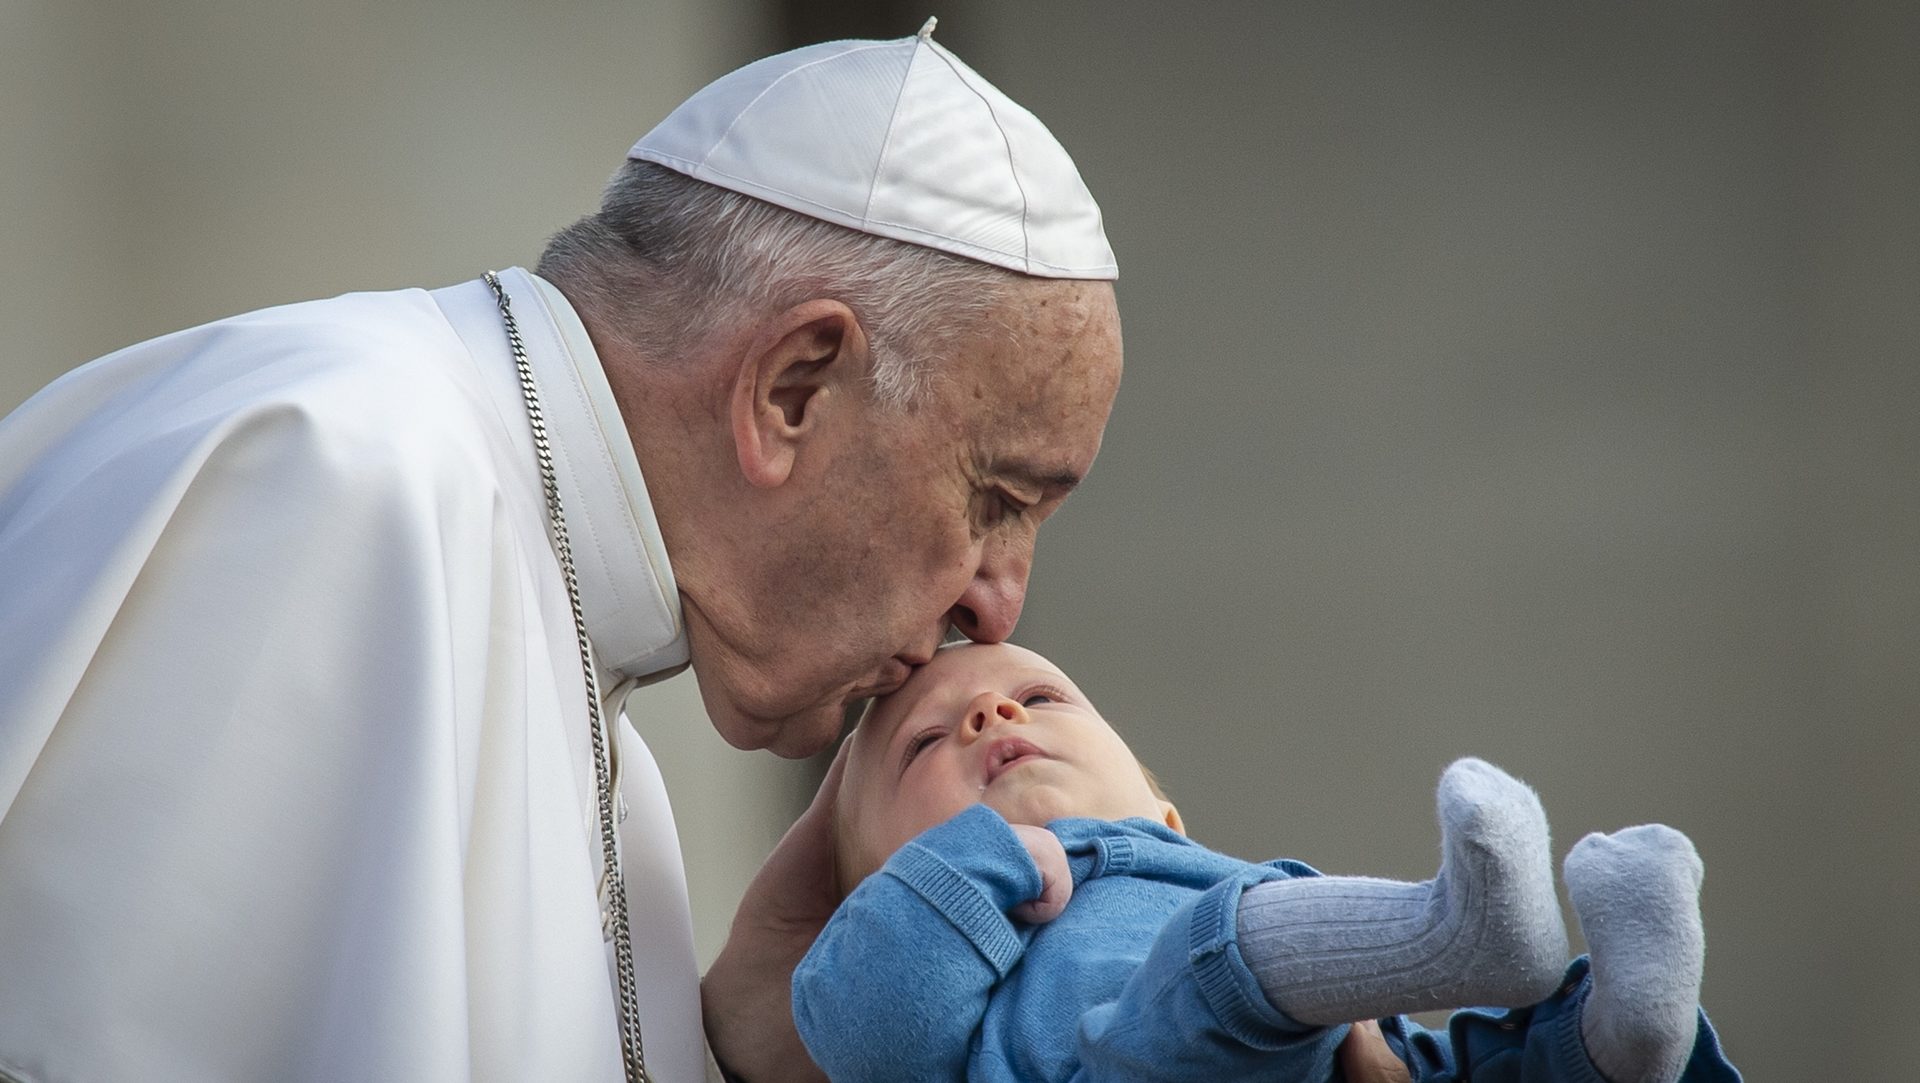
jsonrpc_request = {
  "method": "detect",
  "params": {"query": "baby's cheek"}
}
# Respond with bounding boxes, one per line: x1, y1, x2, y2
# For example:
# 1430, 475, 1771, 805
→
906, 788, 972, 830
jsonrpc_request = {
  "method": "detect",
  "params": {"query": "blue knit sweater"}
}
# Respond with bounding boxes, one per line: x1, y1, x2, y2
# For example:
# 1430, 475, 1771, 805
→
793, 804, 1739, 1082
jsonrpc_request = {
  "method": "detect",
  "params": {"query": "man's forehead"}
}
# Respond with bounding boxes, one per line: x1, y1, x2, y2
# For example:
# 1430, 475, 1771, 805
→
981, 280, 1121, 375
965, 368, 1117, 491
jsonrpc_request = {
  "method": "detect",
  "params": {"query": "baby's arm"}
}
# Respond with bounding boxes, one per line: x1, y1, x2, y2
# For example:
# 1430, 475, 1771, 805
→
790, 804, 1042, 1082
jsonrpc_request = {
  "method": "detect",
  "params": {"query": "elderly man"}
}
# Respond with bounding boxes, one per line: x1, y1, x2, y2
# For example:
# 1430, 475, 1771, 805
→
0, 26, 1409, 1083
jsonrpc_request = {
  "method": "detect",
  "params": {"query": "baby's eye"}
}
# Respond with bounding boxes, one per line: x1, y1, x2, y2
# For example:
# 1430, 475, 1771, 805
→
1020, 692, 1057, 707
901, 728, 944, 769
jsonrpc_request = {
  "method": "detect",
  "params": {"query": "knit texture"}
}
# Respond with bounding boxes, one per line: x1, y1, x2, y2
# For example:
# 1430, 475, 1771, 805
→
1237, 757, 1568, 1024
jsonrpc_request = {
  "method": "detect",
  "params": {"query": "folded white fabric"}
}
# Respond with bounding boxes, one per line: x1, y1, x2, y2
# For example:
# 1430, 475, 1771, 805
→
630, 18, 1117, 280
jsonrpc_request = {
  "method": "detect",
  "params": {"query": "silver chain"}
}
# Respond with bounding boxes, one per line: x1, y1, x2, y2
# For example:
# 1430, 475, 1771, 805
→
485, 271, 648, 1083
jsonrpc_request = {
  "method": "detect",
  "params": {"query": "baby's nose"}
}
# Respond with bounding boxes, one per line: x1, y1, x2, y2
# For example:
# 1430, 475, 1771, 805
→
960, 694, 1026, 742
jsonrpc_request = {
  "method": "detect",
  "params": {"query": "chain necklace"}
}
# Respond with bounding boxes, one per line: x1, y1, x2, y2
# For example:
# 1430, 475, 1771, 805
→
485, 271, 648, 1083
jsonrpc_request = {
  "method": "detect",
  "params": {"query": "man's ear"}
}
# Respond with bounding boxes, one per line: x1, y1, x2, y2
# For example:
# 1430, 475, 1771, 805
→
729, 299, 868, 488
1161, 801, 1186, 836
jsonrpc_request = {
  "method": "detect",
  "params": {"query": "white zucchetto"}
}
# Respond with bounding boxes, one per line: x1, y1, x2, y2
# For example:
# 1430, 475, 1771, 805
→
629, 18, 1117, 280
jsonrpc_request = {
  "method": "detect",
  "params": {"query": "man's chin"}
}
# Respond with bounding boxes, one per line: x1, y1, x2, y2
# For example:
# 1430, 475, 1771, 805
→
707, 698, 848, 759
762, 720, 845, 759
686, 662, 850, 757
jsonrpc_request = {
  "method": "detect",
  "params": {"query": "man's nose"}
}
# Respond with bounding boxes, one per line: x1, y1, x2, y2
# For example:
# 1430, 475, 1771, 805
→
947, 535, 1032, 644
958, 692, 1028, 744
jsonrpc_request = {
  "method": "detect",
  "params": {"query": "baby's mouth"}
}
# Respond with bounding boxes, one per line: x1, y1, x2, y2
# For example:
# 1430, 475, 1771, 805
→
984, 737, 1047, 784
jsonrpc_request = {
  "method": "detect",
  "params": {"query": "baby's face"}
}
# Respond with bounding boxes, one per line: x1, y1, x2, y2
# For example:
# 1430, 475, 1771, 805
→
835, 642, 1179, 888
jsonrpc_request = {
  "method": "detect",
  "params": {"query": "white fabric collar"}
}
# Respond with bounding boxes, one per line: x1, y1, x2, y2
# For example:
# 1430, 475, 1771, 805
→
444, 267, 690, 684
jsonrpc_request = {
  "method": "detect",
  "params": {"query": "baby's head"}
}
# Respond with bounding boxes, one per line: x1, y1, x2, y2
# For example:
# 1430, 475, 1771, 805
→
833, 641, 1183, 892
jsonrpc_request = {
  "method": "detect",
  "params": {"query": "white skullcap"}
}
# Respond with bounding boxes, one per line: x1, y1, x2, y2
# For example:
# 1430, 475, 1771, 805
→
629, 18, 1117, 280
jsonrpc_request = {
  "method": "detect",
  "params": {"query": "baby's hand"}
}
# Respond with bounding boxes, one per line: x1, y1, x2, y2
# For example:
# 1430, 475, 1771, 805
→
1009, 822, 1072, 924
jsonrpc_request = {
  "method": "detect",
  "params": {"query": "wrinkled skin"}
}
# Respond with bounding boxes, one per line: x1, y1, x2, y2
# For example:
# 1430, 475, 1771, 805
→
641, 278, 1124, 759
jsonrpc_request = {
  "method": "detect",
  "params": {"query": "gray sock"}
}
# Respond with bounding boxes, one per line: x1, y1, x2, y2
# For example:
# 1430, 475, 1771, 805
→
1564, 825, 1705, 1083
1238, 757, 1568, 1026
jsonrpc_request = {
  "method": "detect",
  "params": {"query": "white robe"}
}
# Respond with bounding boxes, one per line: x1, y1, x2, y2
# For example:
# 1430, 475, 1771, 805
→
0, 269, 712, 1082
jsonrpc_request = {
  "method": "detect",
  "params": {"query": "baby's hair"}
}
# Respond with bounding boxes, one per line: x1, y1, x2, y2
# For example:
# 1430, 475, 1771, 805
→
1136, 757, 1173, 808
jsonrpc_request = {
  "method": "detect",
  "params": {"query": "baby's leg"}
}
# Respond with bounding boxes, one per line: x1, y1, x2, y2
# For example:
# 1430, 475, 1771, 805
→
1237, 757, 1567, 1025
1563, 825, 1705, 1083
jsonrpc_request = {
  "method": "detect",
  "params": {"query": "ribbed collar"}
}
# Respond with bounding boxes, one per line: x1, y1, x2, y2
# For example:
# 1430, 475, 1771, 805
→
441, 267, 690, 684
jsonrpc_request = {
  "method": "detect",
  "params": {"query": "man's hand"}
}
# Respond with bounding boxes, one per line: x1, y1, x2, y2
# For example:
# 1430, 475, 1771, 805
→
1008, 822, 1072, 924
1337, 1019, 1414, 1083
701, 744, 848, 1083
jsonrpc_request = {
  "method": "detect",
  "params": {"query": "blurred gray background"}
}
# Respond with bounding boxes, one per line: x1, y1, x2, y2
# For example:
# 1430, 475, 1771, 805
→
4, 2, 1914, 1077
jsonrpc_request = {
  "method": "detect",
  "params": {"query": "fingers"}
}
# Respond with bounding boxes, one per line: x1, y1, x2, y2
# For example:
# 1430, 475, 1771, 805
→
807, 734, 852, 816
701, 967, 829, 1083
703, 740, 851, 1083
1336, 1019, 1412, 1083
1008, 823, 1073, 924
775, 738, 850, 875
728, 738, 852, 937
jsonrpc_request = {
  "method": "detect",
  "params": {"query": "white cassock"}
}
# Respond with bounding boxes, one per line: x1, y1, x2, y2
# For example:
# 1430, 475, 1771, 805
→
0, 268, 715, 1082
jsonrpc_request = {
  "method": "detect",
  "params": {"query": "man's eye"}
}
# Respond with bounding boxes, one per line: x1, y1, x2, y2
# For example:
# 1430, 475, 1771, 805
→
989, 491, 1028, 526
971, 489, 1031, 537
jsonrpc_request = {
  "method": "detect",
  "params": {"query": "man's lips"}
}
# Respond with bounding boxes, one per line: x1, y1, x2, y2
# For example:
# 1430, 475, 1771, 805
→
984, 736, 1047, 784
856, 657, 920, 700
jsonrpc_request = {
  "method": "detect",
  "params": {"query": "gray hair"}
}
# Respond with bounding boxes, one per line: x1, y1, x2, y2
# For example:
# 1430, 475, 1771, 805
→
538, 161, 1018, 407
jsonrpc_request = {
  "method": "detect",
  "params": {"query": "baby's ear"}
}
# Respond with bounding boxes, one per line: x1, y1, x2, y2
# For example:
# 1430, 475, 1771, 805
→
1161, 801, 1186, 836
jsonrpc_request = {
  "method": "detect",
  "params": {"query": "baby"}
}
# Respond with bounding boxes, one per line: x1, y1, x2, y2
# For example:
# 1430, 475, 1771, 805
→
792, 642, 1741, 1082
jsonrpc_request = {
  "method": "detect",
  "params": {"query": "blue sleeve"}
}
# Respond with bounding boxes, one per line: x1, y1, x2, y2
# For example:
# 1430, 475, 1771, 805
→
1384, 958, 1743, 1083
1069, 869, 1349, 1082
792, 804, 1042, 1083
